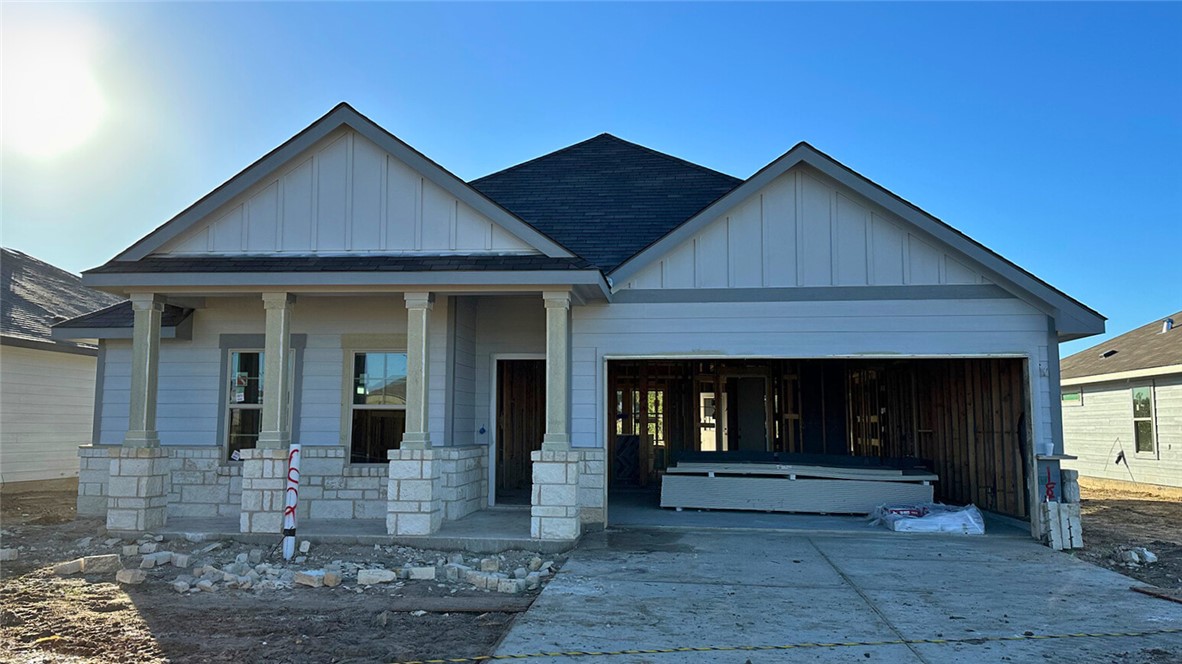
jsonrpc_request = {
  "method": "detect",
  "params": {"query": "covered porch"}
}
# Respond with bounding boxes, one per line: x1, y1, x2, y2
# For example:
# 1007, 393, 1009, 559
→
60, 270, 608, 544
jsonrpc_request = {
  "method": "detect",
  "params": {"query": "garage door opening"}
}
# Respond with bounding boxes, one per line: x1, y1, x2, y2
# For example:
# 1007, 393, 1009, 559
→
607, 358, 1031, 526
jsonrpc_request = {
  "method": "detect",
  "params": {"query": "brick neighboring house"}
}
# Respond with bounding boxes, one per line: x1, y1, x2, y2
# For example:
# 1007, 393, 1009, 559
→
54, 103, 1103, 543
1, 248, 122, 489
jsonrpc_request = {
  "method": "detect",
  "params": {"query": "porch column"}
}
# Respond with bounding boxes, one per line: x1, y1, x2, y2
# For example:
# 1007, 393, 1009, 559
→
257, 292, 295, 448
532, 290, 581, 541
106, 293, 170, 532
401, 292, 433, 449
123, 293, 164, 447
542, 291, 571, 451
240, 292, 294, 534
386, 291, 442, 535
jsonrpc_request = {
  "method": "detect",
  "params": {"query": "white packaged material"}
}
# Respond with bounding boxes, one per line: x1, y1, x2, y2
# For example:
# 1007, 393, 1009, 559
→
870, 502, 986, 535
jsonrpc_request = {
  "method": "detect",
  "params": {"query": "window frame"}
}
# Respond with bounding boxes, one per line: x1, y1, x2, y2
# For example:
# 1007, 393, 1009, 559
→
346, 349, 409, 465
216, 333, 305, 463
224, 348, 266, 459
1131, 383, 1158, 457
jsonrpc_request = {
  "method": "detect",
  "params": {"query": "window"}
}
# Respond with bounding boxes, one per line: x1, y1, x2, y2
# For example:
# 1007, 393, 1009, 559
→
224, 349, 294, 461
226, 351, 264, 460
1132, 385, 1156, 453
350, 352, 407, 463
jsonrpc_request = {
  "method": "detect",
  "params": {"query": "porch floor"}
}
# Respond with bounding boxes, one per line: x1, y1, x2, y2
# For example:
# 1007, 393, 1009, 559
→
152, 507, 573, 554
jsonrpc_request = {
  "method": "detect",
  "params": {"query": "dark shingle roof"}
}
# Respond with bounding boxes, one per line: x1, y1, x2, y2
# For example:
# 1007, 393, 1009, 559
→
1, 248, 123, 350
53, 301, 192, 331
85, 254, 593, 274
1061, 311, 1182, 380
470, 134, 742, 271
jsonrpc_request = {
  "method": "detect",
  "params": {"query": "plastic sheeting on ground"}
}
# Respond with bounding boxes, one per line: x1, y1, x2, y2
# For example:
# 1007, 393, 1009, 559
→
870, 502, 986, 535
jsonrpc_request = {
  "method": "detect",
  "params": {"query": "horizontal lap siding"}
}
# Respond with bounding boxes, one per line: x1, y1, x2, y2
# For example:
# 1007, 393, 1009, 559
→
473, 297, 545, 448
451, 297, 478, 446
572, 297, 1052, 454
1062, 375, 1182, 487
97, 296, 414, 449
0, 346, 97, 483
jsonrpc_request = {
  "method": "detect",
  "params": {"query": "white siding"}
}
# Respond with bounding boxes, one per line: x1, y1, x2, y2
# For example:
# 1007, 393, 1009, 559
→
96, 295, 454, 448
570, 297, 1054, 456
624, 167, 989, 290
0, 345, 97, 484
158, 129, 538, 256
1062, 375, 1182, 487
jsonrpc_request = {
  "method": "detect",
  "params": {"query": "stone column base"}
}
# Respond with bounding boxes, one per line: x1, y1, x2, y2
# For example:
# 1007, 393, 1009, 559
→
106, 447, 170, 532
531, 450, 581, 541
387, 449, 442, 535
240, 448, 289, 534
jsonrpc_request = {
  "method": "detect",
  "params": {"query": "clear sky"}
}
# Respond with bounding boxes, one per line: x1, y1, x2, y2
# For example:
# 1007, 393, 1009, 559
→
2, 2, 1179, 355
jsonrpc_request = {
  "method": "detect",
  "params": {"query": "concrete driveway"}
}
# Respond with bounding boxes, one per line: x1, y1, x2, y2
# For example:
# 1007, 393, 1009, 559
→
496, 529, 1182, 663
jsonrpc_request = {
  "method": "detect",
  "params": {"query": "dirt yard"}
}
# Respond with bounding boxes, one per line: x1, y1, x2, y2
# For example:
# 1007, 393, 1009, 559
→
1075, 479, 1182, 590
3, 482, 1180, 662
0, 492, 560, 664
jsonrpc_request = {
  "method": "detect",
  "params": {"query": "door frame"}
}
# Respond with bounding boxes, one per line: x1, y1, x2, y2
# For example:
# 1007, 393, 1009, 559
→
488, 353, 546, 507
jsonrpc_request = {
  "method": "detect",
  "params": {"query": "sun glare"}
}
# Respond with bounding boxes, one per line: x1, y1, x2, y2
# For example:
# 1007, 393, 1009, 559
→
3, 23, 107, 160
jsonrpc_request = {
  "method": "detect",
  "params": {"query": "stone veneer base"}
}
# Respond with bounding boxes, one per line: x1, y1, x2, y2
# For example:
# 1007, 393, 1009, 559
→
105, 447, 170, 532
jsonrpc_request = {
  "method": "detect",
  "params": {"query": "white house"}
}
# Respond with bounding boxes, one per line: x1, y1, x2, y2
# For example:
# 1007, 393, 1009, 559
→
1061, 313, 1181, 489
54, 103, 1104, 543
1, 248, 122, 489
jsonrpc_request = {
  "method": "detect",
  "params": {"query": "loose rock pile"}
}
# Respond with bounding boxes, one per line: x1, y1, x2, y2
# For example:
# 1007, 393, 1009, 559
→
1113, 546, 1159, 567
44, 532, 563, 596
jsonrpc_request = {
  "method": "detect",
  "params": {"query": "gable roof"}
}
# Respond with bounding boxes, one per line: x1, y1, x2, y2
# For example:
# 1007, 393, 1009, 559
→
609, 142, 1105, 341
112, 103, 574, 262
470, 134, 741, 271
1, 248, 123, 353
1061, 312, 1182, 381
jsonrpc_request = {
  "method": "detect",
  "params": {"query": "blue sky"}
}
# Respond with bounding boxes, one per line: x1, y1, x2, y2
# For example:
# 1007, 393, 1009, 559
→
2, 2, 1179, 354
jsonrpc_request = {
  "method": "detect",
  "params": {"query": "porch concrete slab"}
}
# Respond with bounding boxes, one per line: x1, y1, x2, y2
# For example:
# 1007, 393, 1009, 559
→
153, 508, 570, 553
495, 529, 1182, 663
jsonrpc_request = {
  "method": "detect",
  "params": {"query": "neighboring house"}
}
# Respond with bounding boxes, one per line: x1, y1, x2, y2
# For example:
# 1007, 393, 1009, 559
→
53, 103, 1104, 542
1060, 313, 1181, 489
0, 248, 123, 489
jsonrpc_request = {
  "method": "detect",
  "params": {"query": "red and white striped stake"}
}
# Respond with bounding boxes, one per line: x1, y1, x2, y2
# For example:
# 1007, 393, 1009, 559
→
282, 443, 301, 560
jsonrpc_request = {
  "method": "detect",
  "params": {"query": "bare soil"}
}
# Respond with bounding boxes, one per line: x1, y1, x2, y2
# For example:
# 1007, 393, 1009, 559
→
1075, 481, 1182, 590
0, 493, 544, 663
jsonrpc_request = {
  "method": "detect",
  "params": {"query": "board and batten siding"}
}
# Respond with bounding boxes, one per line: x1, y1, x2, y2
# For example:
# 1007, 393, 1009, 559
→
569, 296, 1058, 460
623, 166, 988, 290
158, 129, 536, 256
95, 295, 452, 450
0, 345, 98, 484
1061, 375, 1182, 487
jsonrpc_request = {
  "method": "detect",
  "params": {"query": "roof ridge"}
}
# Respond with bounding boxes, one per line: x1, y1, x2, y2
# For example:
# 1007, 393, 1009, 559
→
594, 133, 742, 183
470, 133, 613, 184
470, 133, 741, 185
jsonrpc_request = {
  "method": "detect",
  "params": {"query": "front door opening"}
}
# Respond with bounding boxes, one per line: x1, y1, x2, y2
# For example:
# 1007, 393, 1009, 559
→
495, 359, 545, 505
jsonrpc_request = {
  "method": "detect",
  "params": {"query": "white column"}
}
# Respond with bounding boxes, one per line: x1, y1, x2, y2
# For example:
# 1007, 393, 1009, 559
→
257, 293, 295, 448
402, 292, 433, 449
123, 293, 164, 447
542, 291, 571, 451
